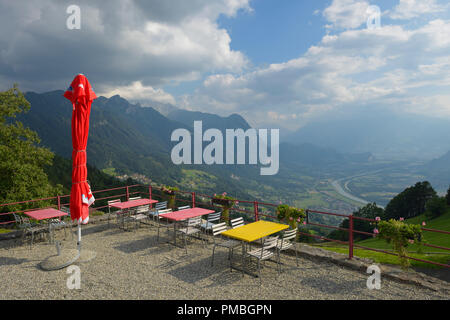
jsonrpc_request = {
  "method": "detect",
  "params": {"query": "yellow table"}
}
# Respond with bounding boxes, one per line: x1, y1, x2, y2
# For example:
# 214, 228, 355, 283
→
221, 220, 288, 277
222, 220, 288, 243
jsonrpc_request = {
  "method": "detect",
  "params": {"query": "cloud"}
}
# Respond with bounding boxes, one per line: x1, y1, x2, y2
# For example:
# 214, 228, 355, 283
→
100, 81, 176, 105
0, 0, 250, 93
322, 0, 370, 30
181, 18, 450, 130
390, 0, 445, 20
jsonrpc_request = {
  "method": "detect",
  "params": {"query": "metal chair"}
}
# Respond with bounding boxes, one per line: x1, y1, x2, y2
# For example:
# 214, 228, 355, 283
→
230, 217, 244, 228
156, 208, 173, 241
201, 211, 222, 236
176, 216, 203, 254
210, 222, 241, 270
107, 199, 122, 227
128, 204, 150, 230
13, 213, 47, 249
128, 196, 141, 201
177, 205, 190, 210
149, 201, 168, 223
276, 229, 299, 269
246, 236, 280, 285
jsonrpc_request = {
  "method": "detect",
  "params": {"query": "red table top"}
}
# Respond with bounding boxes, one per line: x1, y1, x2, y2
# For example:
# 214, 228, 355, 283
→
24, 208, 68, 221
109, 198, 158, 210
160, 207, 215, 221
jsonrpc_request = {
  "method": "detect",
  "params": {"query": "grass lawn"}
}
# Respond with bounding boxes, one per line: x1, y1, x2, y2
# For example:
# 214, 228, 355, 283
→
357, 212, 450, 253
311, 211, 450, 269
313, 243, 450, 269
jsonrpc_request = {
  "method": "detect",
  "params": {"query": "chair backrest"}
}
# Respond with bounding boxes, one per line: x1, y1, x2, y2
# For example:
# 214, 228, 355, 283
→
186, 216, 202, 227
207, 212, 221, 223
108, 199, 121, 206
282, 229, 297, 241
177, 205, 190, 211
60, 206, 70, 214
129, 196, 141, 201
231, 217, 244, 228
261, 236, 279, 257
12, 213, 22, 224
135, 205, 149, 214
211, 222, 227, 236
157, 208, 172, 216
155, 201, 167, 210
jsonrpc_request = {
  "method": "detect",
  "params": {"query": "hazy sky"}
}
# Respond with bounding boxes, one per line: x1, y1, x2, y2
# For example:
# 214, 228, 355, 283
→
1, 0, 449, 130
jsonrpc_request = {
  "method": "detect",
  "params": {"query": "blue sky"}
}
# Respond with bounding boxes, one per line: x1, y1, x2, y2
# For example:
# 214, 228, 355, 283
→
1, 0, 450, 130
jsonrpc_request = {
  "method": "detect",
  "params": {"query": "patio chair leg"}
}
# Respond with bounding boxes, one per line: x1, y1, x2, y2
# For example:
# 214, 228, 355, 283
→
230, 248, 234, 272
184, 234, 188, 254
258, 259, 261, 286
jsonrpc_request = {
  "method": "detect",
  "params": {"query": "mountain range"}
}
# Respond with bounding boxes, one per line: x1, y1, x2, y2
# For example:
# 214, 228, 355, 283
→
16, 90, 450, 210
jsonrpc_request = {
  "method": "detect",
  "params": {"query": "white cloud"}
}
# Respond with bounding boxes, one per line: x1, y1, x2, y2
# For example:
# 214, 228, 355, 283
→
100, 81, 176, 105
182, 17, 450, 130
322, 0, 370, 30
0, 0, 250, 92
390, 0, 445, 20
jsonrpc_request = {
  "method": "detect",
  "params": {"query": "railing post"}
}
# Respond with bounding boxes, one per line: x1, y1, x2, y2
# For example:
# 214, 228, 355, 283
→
126, 186, 130, 201
306, 209, 309, 224
254, 201, 259, 221
149, 185, 152, 199
349, 214, 354, 260
192, 192, 195, 208
57, 195, 61, 210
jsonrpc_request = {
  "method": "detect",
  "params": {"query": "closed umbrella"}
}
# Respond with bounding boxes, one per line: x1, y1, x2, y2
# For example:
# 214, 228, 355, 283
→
40, 74, 97, 270
64, 73, 96, 252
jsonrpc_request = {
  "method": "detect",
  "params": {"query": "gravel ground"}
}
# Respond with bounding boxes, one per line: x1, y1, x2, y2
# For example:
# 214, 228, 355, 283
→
0, 221, 448, 300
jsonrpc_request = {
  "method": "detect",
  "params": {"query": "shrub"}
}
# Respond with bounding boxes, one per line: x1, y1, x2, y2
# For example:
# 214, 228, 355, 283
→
276, 204, 306, 231
377, 219, 423, 270
211, 193, 236, 226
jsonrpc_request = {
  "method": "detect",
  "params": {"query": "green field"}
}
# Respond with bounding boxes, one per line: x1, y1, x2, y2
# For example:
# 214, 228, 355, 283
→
313, 212, 450, 268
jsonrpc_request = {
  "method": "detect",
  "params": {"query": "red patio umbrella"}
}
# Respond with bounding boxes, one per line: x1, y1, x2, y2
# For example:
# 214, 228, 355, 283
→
64, 74, 97, 225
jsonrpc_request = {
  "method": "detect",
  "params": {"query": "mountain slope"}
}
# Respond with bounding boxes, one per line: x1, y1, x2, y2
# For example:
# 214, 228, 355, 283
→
285, 110, 450, 160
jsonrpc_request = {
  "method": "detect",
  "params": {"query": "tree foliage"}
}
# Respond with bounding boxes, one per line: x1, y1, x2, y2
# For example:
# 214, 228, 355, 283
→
425, 196, 448, 219
329, 202, 384, 241
446, 185, 450, 206
384, 181, 436, 220
0, 85, 62, 215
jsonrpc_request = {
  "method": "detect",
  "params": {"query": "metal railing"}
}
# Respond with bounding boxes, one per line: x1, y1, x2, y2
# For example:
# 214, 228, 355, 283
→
1, 184, 449, 268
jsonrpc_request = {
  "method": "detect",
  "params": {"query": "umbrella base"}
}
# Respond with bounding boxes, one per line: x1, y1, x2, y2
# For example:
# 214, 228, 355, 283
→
39, 249, 80, 271
78, 249, 96, 263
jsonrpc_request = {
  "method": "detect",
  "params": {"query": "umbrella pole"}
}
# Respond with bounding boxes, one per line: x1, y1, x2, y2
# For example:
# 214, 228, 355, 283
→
77, 219, 81, 253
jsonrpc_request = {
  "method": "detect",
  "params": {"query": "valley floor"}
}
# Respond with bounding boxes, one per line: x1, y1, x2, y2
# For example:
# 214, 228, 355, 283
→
0, 220, 448, 300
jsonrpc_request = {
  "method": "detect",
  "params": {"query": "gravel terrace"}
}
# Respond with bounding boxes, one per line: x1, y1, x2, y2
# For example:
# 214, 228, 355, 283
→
1, 220, 448, 300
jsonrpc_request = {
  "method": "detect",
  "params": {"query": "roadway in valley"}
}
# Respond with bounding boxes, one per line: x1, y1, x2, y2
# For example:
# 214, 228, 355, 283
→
331, 170, 386, 209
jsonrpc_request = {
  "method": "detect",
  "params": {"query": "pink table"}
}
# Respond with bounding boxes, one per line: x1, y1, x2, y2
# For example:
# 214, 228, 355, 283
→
24, 208, 69, 244
159, 207, 215, 247
109, 198, 158, 210
160, 207, 214, 221
109, 198, 158, 230
24, 208, 68, 220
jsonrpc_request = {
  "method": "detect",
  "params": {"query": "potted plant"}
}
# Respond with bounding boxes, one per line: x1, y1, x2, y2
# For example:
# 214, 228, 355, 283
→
276, 204, 306, 234
162, 186, 179, 209
376, 218, 423, 270
211, 192, 236, 226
